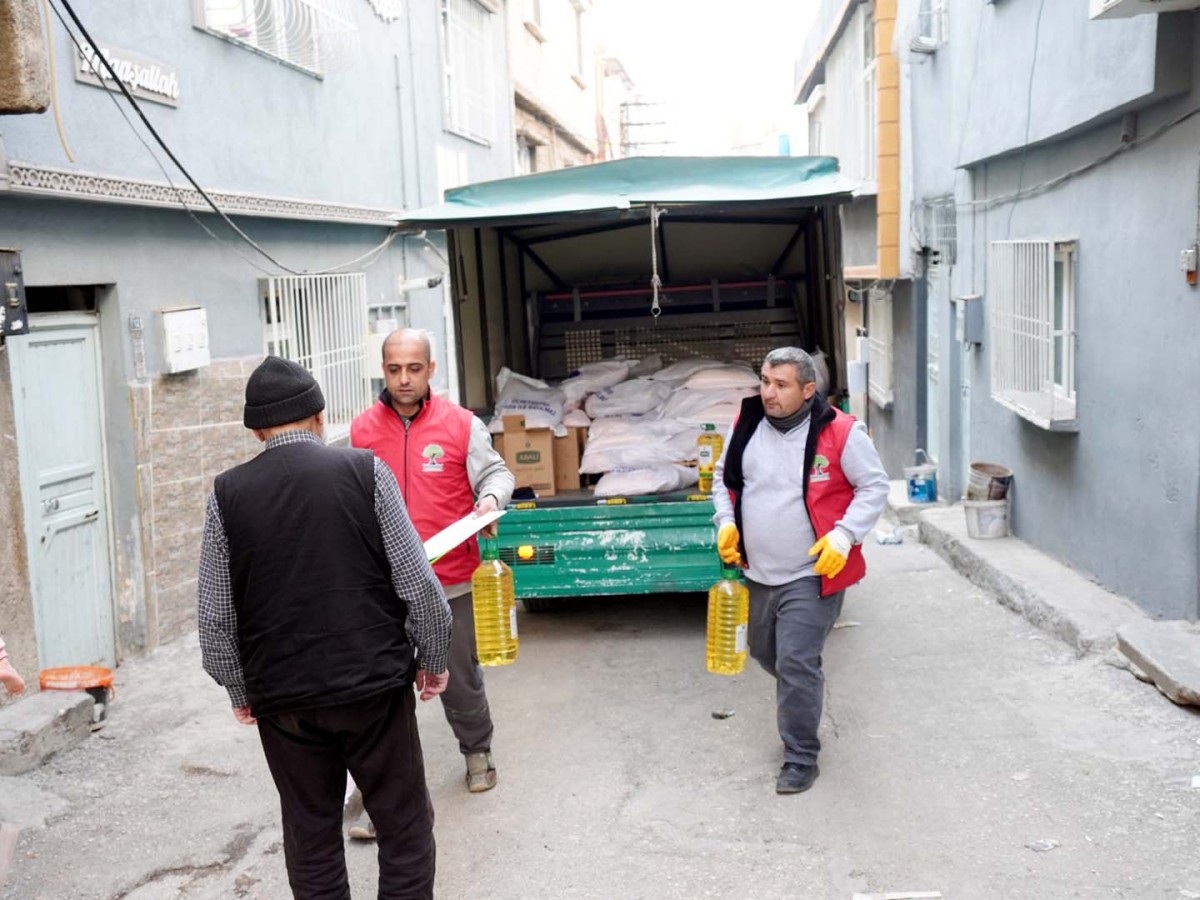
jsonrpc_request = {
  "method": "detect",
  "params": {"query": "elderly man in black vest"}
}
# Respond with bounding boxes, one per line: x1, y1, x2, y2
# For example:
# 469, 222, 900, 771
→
198, 356, 452, 900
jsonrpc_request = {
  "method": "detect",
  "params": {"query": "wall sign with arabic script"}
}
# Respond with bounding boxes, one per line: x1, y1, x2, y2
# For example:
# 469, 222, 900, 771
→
74, 41, 180, 108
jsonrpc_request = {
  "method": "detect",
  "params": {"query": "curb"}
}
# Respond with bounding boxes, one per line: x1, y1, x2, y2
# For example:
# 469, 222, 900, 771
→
886, 481, 1149, 657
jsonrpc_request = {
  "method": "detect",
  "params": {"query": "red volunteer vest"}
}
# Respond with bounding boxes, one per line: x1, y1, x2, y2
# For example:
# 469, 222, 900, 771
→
351, 393, 478, 586
725, 399, 866, 597
803, 412, 866, 596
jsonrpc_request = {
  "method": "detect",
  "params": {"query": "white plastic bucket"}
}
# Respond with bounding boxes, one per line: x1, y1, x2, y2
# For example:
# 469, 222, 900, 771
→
964, 499, 1008, 539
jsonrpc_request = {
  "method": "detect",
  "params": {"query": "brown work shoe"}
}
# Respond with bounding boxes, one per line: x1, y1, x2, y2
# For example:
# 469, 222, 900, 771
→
465, 751, 497, 793
347, 810, 376, 841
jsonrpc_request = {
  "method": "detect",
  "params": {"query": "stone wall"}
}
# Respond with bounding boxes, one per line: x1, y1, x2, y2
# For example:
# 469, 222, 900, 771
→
132, 357, 261, 644
0, 346, 37, 706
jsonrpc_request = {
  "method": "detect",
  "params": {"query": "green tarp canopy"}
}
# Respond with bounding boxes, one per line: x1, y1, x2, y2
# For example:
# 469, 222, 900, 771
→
392, 156, 856, 230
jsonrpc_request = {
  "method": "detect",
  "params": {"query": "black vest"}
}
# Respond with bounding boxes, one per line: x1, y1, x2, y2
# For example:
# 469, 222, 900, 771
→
214, 438, 414, 717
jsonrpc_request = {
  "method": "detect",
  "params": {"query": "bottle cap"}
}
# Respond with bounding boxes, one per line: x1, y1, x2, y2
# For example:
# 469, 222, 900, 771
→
720, 563, 741, 579
704, 423, 716, 431
480, 536, 499, 560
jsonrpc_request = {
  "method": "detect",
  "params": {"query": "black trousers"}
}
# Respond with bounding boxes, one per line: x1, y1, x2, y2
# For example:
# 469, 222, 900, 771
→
257, 687, 435, 900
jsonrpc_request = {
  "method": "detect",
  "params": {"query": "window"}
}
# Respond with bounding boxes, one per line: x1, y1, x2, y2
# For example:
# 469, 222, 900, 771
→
262, 274, 372, 444
866, 285, 894, 409
920, 195, 957, 278
862, 8, 877, 181
197, 0, 338, 74
442, 0, 496, 143
515, 134, 536, 174
987, 240, 1078, 431
522, 0, 545, 41
913, 0, 947, 49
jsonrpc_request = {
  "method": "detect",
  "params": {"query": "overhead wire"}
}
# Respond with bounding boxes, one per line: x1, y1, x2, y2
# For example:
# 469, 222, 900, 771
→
1004, 0, 1048, 237
49, 0, 399, 276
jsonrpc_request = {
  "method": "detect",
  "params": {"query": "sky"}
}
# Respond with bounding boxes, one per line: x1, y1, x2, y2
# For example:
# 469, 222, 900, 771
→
592, 0, 819, 155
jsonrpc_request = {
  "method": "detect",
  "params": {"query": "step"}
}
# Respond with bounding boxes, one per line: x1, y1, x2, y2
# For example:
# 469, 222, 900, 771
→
0, 691, 94, 776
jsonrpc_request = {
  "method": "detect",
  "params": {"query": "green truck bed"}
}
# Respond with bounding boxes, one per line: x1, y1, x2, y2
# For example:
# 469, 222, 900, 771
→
495, 490, 718, 606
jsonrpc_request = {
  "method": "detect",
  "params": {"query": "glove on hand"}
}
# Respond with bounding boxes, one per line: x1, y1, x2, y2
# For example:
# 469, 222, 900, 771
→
717, 523, 742, 566
808, 528, 852, 578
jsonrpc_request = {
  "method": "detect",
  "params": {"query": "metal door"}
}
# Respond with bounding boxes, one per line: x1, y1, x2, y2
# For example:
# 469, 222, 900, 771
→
9, 317, 116, 668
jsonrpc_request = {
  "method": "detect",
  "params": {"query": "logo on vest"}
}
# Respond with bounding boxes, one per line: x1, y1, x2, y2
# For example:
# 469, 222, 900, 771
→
421, 443, 445, 472
810, 453, 831, 483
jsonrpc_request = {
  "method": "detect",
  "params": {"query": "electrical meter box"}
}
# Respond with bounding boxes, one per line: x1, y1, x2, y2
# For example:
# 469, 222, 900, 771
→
954, 294, 984, 346
161, 306, 210, 373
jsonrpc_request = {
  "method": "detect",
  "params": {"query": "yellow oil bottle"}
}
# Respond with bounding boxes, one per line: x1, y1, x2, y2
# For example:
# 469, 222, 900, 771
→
706, 563, 748, 675
472, 537, 519, 666
697, 424, 724, 494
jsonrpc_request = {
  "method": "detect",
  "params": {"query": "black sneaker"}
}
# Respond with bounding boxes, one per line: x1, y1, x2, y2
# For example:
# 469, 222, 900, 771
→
776, 763, 819, 794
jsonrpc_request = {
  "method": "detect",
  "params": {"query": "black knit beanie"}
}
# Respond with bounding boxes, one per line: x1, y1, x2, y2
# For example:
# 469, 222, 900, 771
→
243, 356, 326, 429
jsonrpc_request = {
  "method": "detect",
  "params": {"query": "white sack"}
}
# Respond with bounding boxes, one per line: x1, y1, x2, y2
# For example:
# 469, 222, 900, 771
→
658, 386, 757, 427
559, 359, 632, 407
627, 354, 664, 378
562, 408, 592, 428
489, 374, 566, 432
646, 358, 725, 383
812, 347, 831, 395
580, 423, 702, 473
584, 379, 673, 418
593, 464, 699, 498
682, 364, 759, 391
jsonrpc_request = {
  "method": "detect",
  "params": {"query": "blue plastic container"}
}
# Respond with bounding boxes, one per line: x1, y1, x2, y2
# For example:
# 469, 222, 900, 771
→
904, 450, 938, 504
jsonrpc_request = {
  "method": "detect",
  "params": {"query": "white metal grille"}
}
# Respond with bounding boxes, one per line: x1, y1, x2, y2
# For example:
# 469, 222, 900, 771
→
263, 274, 372, 444
987, 240, 1078, 431
867, 287, 894, 408
918, 195, 957, 275
442, 0, 495, 143
199, 0, 359, 73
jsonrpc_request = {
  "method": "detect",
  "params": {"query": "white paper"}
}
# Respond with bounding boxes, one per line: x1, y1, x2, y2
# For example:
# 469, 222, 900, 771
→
422, 509, 506, 563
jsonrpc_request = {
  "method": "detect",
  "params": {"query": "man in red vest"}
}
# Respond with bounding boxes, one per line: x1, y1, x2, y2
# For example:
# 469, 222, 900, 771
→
713, 347, 888, 794
347, 329, 515, 837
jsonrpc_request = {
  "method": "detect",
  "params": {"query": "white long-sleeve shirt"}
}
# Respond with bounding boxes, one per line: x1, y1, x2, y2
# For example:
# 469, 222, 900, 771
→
712, 415, 889, 586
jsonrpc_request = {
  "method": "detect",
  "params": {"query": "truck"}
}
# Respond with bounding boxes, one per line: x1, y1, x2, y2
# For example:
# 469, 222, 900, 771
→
395, 156, 855, 610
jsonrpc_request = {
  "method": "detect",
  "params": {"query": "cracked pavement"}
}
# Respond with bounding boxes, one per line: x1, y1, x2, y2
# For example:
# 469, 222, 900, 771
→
1, 538, 1198, 898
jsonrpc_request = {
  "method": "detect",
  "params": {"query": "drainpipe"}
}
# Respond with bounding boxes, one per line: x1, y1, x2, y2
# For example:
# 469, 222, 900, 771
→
875, 0, 901, 279
914, 248, 929, 457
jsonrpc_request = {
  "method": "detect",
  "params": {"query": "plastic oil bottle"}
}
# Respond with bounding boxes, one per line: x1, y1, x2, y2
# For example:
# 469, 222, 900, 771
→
706, 564, 749, 675
697, 424, 724, 494
472, 537, 519, 666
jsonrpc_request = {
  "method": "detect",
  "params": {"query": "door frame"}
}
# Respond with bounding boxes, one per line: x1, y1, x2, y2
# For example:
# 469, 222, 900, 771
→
10, 311, 119, 667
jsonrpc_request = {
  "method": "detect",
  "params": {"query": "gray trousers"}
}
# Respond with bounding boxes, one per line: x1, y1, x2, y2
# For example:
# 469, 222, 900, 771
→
440, 591, 494, 755
746, 575, 845, 766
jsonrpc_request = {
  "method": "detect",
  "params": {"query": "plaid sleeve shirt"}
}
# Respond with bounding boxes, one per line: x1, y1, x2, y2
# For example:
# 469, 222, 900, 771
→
197, 430, 453, 709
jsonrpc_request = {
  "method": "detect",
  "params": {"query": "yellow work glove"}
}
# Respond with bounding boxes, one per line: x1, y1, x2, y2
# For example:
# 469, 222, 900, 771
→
808, 528, 852, 578
717, 523, 742, 566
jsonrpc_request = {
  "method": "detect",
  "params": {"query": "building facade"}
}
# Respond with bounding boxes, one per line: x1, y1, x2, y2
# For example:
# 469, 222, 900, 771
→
0, 0, 514, 684
508, 0, 597, 171
893, 0, 1200, 620
796, 0, 918, 478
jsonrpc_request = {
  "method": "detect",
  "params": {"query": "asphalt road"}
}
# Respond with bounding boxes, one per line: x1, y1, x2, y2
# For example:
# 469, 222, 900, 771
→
1, 538, 1198, 899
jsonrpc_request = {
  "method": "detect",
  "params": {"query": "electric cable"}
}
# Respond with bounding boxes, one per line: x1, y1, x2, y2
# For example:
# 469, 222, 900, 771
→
40, 0, 75, 162
50, 0, 399, 276
1005, 0, 1048, 237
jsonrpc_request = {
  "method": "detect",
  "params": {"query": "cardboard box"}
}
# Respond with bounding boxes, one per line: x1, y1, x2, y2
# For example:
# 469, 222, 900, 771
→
553, 426, 587, 492
500, 415, 556, 496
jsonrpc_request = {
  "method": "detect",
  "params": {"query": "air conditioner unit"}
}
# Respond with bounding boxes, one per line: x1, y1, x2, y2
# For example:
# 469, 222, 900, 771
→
1090, 0, 1200, 18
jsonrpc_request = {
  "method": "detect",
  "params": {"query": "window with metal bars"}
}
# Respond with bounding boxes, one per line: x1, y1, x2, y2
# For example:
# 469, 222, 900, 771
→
987, 240, 1078, 431
261, 273, 373, 444
441, 0, 496, 144
866, 285, 894, 409
197, 0, 349, 74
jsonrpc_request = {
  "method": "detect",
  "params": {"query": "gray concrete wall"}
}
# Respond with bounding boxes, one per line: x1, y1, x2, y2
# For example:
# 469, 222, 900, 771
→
0, 1, 515, 655
898, 0, 1200, 619
2, 1, 513, 212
